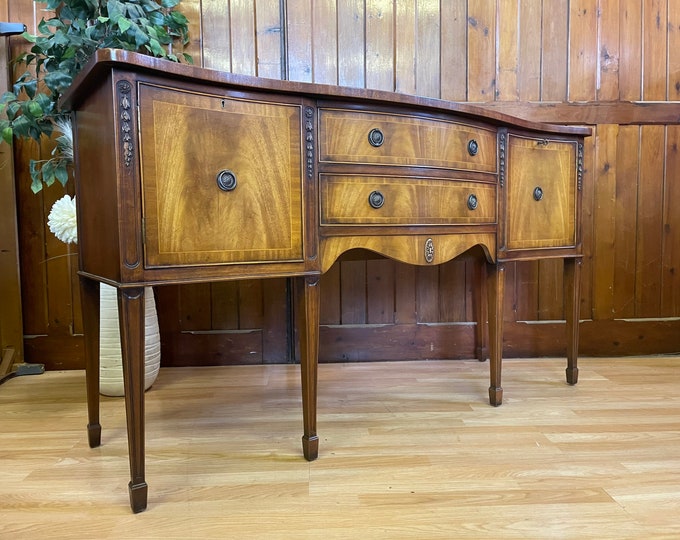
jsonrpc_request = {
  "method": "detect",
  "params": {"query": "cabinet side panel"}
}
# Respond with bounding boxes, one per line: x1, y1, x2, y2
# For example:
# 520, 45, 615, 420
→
74, 74, 121, 282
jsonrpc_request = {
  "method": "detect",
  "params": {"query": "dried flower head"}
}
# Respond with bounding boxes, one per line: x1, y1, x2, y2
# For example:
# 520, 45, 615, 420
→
47, 194, 78, 244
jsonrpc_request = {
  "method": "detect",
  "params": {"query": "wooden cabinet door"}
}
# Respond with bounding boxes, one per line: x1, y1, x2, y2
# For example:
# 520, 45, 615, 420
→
504, 134, 578, 251
138, 83, 304, 268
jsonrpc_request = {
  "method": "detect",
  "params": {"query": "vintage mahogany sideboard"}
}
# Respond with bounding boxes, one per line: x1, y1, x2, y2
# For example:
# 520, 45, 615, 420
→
61, 49, 590, 512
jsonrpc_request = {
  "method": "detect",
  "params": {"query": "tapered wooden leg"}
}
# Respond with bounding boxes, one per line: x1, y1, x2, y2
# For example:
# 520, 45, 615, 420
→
564, 257, 582, 385
80, 276, 101, 448
118, 287, 148, 513
474, 261, 489, 362
487, 262, 505, 406
295, 276, 320, 461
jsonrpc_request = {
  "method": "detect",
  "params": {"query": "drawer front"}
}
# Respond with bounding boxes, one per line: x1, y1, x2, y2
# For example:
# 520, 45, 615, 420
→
138, 83, 304, 267
505, 134, 578, 250
319, 108, 497, 172
320, 174, 496, 225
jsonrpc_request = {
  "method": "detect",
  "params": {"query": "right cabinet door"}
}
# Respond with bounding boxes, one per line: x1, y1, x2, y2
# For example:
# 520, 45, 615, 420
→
504, 133, 578, 252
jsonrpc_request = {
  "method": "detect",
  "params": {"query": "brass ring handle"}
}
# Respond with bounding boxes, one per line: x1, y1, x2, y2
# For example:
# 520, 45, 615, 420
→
216, 169, 237, 192
368, 128, 384, 147
533, 186, 543, 201
467, 193, 478, 210
467, 139, 479, 156
368, 190, 385, 209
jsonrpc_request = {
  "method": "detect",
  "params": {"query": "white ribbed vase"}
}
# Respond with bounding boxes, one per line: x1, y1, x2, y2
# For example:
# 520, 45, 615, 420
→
99, 283, 161, 397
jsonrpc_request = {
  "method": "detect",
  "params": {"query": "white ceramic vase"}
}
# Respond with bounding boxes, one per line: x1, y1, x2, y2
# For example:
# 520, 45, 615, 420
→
99, 283, 161, 397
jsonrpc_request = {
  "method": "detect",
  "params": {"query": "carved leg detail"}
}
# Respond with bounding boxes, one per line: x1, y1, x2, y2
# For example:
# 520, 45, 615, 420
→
487, 262, 505, 407
80, 276, 101, 448
296, 276, 320, 461
564, 257, 582, 385
118, 287, 148, 513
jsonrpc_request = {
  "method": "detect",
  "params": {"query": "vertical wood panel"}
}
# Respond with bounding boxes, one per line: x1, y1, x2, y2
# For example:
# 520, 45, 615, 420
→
635, 125, 665, 317
518, 0, 541, 101
613, 126, 639, 317
597, 0, 620, 101
660, 125, 680, 317
202, 0, 232, 70
230, 0, 257, 75
592, 124, 619, 320
286, 0, 313, 81
311, 0, 338, 84
340, 260, 367, 324
618, 0, 642, 100
668, 1, 680, 100
579, 124, 597, 320
466, 0, 496, 101
211, 281, 240, 329
337, 0, 365, 88
440, 0, 467, 101
496, 0, 519, 102
180, 284, 213, 330
662, 126, 680, 315
415, 0, 440, 98
540, 0, 568, 100
394, 263, 416, 324
255, 0, 283, 79
642, 0, 667, 100
395, 0, 417, 95
439, 260, 467, 322
415, 266, 439, 322
366, 0, 394, 91
319, 263, 341, 324
366, 259, 395, 324
568, 0, 598, 101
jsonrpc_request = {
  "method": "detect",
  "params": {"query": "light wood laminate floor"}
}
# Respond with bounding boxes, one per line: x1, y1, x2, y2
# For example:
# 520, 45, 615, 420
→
1, 356, 679, 539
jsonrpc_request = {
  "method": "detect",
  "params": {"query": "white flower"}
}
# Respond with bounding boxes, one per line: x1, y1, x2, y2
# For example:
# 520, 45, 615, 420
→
48, 194, 78, 244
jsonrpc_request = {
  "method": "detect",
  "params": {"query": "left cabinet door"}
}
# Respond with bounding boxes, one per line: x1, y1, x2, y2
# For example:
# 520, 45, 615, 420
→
138, 82, 305, 268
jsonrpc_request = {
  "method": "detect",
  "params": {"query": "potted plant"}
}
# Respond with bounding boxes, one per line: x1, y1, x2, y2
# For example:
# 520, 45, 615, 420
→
0, 0, 192, 395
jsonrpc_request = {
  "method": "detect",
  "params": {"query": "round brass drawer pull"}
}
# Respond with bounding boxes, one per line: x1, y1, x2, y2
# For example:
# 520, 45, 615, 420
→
533, 186, 543, 201
368, 190, 385, 209
216, 169, 237, 192
467, 139, 479, 156
467, 193, 478, 210
368, 128, 384, 147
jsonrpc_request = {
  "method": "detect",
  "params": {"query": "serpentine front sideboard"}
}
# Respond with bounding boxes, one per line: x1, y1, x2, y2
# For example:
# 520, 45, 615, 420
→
61, 49, 590, 513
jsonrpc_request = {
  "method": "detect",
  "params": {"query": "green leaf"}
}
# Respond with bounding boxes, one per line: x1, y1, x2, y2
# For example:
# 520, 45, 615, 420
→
118, 17, 132, 33
2, 126, 13, 145
27, 100, 43, 118
55, 163, 70, 186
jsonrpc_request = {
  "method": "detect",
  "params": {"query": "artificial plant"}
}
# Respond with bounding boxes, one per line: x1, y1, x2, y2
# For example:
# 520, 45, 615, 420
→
0, 0, 192, 193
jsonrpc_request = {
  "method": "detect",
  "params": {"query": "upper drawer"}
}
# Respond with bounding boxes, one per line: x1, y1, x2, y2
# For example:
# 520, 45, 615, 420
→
318, 108, 497, 173
320, 174, 496, 226
138, 83, 304, 268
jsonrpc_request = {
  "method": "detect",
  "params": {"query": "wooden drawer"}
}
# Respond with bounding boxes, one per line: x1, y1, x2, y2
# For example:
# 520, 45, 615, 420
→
504, 134, 578, 250
137, 83, 304, 267
318, 108, 497, 172
320, 174, 496, 225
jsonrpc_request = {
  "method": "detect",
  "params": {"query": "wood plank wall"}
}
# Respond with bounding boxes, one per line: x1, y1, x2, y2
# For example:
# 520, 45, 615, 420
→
8, 0, 680, 369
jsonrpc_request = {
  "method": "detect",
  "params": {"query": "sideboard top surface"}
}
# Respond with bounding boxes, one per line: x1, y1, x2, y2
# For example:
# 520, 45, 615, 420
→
62, 49, 590, 138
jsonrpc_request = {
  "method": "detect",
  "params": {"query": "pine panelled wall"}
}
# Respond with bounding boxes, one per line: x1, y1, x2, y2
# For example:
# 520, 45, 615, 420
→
7, 0, 680, 369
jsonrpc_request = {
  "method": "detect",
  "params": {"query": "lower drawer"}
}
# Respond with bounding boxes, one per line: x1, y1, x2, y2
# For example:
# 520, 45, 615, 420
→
320, 174, 496, 225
